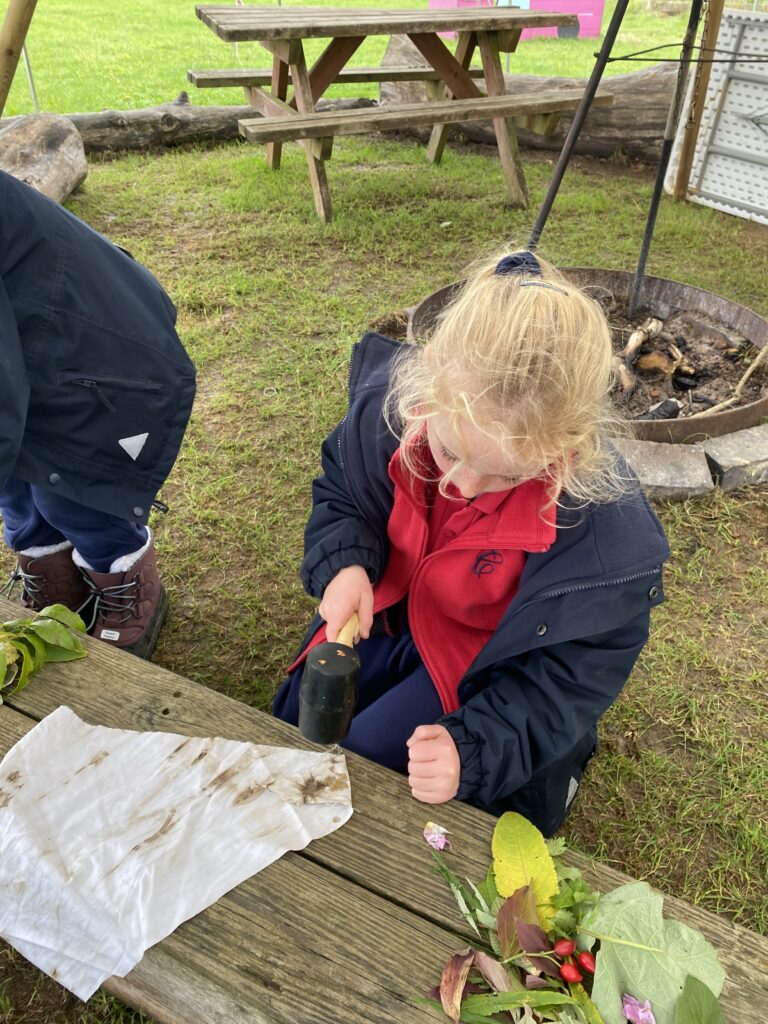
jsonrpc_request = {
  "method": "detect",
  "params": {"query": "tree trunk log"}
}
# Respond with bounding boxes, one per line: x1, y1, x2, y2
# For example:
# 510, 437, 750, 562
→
1, 92, 376, 154
0, 113, 87, 201
380, 34, 676, 161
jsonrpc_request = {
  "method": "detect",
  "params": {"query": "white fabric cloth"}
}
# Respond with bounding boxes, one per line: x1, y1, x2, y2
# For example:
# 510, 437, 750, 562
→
0, 706, 353, 999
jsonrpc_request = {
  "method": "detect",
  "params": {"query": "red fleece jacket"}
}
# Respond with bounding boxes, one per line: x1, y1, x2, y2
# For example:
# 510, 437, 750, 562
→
297, 448, 555, 714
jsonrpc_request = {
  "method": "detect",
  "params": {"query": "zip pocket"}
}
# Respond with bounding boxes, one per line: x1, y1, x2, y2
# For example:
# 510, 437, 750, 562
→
58, 372, 164, 412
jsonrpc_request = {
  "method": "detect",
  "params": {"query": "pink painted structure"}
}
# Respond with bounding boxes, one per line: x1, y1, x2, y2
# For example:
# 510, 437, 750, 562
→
427, 0, 605, 39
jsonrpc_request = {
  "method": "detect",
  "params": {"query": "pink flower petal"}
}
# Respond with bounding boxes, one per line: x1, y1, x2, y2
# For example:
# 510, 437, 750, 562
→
423, 821, 451, 851
621, 994, 657, 1024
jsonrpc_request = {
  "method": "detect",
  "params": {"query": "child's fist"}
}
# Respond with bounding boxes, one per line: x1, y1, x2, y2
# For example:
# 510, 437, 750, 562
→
319, 565, 374, 641
406, 724, 460, 804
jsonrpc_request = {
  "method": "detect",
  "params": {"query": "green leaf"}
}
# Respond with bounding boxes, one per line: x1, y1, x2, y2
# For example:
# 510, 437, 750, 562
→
461, 990, 577, 1014
569, 982, 606, 1024
13, 632, 47, 672
39, 643, 87, 663
587, 882, 725, 1024
475, 863, 500, 909
491, 813, 559, 929
38, 604, 87, 633
5, 641, 33, 696
27, 617, 82, 651
674, 975, 725, 1024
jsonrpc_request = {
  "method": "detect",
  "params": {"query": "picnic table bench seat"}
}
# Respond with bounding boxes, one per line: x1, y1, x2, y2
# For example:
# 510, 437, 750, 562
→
188, 65, 487, 87
238, 87, 614, 146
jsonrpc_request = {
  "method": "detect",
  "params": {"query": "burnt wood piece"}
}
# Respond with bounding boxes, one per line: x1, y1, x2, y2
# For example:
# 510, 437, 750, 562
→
188, 65, 487, 87
238, 88, 614, 144
0, 113, 86, 201
1, 593, 766, 1024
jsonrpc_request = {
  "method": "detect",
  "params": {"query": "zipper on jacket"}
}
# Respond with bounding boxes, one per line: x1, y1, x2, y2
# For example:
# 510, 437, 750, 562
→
529, 567, 662, 604
60, 373, 164, 413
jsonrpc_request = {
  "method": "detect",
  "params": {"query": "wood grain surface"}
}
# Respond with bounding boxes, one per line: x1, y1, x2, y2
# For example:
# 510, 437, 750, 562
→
1, 598, 765, 1021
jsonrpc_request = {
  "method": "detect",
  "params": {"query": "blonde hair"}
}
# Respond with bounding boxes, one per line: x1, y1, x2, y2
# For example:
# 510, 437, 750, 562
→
387, 248, 631, 507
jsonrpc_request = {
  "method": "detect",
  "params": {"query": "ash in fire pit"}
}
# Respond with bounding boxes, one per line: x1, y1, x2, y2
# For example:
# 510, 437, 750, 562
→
602, 298, 768, 422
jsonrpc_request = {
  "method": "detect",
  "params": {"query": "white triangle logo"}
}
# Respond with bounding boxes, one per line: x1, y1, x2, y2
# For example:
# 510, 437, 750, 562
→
118, 433, 149, 461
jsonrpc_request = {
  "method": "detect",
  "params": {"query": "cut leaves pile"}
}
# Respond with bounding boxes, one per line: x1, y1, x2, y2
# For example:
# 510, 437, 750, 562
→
423, 813, 725, 1024
0, 604, 87, 702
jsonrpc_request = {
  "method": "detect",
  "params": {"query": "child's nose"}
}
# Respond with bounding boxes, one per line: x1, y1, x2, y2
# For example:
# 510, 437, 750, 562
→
455, 468, 486, 499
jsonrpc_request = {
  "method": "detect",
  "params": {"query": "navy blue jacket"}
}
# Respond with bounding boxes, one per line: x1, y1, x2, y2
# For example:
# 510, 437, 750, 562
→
0, 170, 195, 523
301, 334, 670, 820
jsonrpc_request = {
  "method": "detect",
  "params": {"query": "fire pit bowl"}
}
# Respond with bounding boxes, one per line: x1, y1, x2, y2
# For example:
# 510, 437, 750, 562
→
407, 268, 768, 444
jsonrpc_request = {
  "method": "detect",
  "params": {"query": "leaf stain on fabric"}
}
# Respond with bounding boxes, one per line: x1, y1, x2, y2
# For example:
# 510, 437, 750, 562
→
75, 750, 110, 773
206, 766, 239, 789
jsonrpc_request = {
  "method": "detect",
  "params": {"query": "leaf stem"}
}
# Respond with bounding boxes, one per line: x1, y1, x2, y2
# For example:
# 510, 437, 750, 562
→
579, 928, 664, 953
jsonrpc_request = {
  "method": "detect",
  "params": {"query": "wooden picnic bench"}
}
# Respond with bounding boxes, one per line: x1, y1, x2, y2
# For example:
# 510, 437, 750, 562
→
193, 5, 613, 222
1, 593, 767, 1023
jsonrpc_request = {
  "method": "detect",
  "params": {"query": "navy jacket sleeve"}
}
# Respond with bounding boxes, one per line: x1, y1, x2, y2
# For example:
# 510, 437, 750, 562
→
300, 421, 388, 598
440, 610, 650, 807
0, 280, 30, 489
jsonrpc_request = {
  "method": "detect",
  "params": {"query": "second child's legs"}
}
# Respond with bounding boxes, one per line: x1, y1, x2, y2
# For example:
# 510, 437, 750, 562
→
273, 627, 444, 771
0, 478, 167, 658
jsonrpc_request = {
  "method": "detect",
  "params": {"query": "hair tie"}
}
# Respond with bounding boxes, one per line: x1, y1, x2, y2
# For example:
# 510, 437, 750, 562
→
494, 251, 542, 277
494, 250, 569, 295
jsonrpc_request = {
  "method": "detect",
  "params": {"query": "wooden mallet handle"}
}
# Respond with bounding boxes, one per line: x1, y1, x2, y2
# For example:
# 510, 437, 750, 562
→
334, 613, 359, 648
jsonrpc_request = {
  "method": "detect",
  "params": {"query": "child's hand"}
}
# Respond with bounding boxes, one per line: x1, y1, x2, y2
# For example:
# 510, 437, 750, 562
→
319, 565, 374, 641
406, 725, 461, 804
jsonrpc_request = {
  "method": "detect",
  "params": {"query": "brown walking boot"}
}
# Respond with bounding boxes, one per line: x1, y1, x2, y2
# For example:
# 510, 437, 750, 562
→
1, 546, 92, 615
80, 542, 168, 660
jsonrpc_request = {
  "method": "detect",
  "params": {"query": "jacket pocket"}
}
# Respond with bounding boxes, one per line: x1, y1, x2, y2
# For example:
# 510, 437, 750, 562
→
58, 372, 164, 412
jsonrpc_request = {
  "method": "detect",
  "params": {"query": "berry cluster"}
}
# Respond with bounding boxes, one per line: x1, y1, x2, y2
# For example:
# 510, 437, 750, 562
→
552, 939, 596, 984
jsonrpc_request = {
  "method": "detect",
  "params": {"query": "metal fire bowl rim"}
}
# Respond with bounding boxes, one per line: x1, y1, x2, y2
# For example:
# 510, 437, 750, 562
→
407, 268, 768, 444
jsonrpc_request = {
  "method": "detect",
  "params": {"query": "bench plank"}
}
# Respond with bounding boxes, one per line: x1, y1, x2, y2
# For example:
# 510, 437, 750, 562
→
188, 66, 487, 87
239, 88, 613, 143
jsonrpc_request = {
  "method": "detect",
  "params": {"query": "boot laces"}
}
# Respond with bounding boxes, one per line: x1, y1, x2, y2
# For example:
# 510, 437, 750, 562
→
1, 564, 41, 600
83, 577, 139, 631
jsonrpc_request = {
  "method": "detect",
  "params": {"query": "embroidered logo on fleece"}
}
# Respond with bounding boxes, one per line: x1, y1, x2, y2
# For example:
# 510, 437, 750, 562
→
473, 551, 503, 576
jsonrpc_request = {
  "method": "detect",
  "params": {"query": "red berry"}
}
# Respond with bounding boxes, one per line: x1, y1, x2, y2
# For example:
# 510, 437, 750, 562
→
553, 939, 577, 957
560, 963, 584, 984
577, 951, 596, 974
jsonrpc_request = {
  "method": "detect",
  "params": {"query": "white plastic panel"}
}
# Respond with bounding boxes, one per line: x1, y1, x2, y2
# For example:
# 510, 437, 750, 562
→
665, 9, 768, 225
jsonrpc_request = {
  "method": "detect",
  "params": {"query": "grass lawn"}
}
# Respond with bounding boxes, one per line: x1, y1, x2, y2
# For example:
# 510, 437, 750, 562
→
3, 0, 698, 115
0, 132, 766, 1022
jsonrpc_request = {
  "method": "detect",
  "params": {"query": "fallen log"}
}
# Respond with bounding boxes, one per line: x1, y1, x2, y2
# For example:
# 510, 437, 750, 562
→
380, 35, 676, 161
0, 92, 376, 154
0, 113, 87, 201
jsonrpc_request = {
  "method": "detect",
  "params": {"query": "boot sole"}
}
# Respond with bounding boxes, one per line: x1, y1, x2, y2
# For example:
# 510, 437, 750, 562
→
121, 587, 169, 661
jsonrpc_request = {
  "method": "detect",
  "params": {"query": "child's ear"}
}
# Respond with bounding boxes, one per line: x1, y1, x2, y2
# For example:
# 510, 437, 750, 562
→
422, 343, 433, 365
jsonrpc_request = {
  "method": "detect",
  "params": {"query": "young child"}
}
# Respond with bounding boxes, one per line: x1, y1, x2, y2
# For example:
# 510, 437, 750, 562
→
0, 170, 196, 659
273, 249, 670, 835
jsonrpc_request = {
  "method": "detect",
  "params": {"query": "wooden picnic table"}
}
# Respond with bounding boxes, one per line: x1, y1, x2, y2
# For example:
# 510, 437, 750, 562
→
1, 595, 766, 1023
193, 5, 610, 222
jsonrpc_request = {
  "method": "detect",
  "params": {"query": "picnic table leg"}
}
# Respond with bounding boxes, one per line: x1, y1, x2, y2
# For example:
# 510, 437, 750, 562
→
406, 31, 480, 165
477, 30, 528, 208
266, 54, 289, 170
289, 43, 333, 223
423, 31, 477, 165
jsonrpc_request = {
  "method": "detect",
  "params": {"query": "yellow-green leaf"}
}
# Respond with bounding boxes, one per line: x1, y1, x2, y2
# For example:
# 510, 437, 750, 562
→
491, 813, 559, 930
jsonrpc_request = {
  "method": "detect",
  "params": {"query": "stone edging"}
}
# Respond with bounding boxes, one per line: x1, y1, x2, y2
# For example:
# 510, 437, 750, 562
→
618, 423, 768, 500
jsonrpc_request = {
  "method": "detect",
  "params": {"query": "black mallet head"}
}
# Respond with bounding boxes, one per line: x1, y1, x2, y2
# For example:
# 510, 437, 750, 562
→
298, 616, 360, 745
